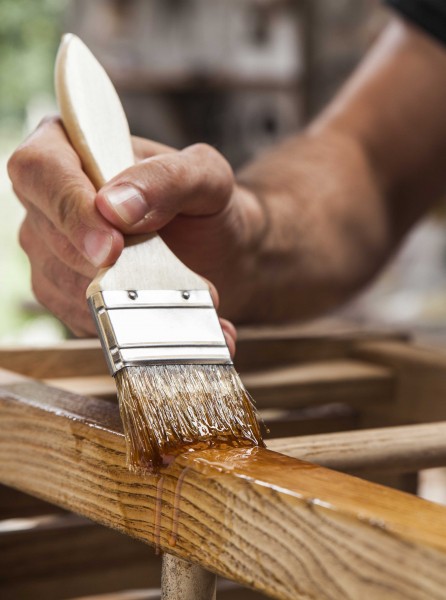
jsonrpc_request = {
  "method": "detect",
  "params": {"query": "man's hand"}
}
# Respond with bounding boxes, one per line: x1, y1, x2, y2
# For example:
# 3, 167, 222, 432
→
7, 117, 260, 353
10, 19, 446, 344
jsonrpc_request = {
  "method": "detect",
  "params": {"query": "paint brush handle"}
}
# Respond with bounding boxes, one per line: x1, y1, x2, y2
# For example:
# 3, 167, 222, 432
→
55, 34, 207, 294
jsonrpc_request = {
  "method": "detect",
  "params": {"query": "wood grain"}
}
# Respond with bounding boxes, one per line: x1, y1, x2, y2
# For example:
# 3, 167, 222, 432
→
1, 380, 446, 599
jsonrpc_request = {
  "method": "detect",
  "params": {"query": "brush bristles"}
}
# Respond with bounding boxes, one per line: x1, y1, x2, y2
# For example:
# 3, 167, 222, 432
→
115, 364, 264, 472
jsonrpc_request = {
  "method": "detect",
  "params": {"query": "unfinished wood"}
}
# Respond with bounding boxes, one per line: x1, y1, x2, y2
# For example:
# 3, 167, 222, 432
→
0, 512, 160, 600
351, 340, 446, 423
57, 34, 208, 297
1, 381, 446, 599
268, 421, 446, 474
43, 359, 394, 411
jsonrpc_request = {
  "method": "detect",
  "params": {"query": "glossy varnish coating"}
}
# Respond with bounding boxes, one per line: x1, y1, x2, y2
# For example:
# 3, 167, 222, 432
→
1, 377, 446, 599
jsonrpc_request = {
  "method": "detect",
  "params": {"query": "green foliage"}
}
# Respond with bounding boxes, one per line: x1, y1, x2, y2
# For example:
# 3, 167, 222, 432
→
0, 0, 67, 127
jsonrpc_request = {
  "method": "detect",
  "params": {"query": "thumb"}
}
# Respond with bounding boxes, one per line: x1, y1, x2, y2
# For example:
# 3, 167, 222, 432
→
95, 143, 234, 234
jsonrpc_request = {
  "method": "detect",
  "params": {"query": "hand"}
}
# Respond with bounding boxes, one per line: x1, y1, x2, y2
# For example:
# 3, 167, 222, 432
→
8, 117, 262, 353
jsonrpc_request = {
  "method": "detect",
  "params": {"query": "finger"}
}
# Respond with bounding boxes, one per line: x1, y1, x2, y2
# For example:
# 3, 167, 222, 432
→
20, 219, 92, 305
96, 143, 234, 234
8, 116, 123, 268
132, 136, 176, 161
220, 319, 237, 358
19, 202, 97, 280
200, 277, 220, 309
30, 265, 94, 338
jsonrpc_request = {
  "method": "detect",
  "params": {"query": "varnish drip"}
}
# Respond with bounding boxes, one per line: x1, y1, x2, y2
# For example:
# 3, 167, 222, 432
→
154, 475, 165, 555
169, 467, 190, 547
116, 364, 264, 473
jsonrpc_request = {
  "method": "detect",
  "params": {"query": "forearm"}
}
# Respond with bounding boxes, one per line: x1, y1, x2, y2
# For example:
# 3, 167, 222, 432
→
235, 129, 389, 322
232, 19, 446, 323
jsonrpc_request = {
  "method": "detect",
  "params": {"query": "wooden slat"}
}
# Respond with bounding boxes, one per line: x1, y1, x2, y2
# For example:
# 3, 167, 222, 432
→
1, 381, 446, 599
0, 513, 160, 600
268, 421, 446, 474
0, 340, 108, 378
43, 359, 394, 410
0, 324, 403, 380
234, 321, 406, 370
242, 359, 394, 408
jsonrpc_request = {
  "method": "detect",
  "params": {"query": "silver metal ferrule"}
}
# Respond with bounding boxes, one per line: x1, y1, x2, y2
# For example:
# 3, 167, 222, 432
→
89, 290, 232, 375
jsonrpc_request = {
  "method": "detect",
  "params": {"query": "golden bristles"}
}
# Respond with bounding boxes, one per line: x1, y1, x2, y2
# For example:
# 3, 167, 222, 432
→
116, 364, 264, 472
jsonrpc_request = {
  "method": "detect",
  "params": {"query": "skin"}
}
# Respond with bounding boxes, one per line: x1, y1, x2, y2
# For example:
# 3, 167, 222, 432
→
7, 19, 446, 351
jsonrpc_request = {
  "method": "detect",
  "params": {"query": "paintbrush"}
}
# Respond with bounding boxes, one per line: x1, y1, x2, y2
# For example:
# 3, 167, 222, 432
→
55, 34, 263, 471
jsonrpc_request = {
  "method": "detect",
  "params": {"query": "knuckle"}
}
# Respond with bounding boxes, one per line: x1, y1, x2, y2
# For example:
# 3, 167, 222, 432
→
31, 273, 51, 310
18, 221, 32, 254
7, 146, 40, 186
53, 179, 86, 232
188, 143, 234, 199
158, 156, 189, 186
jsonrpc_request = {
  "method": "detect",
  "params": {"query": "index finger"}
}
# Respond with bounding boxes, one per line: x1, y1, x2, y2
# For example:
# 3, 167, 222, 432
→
8, 116, 123, 268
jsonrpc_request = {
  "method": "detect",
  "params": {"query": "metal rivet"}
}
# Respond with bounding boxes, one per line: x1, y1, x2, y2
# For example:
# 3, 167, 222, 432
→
128, 290, 138, 300
182, 291, 190, 300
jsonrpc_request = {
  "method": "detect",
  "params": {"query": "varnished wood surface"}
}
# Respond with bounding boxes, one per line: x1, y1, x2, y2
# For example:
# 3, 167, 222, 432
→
1, 380, 446, 599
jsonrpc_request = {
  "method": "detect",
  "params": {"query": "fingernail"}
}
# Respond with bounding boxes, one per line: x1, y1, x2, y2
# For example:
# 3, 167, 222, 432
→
103, 185, 148, 225
84, 230, 113, 267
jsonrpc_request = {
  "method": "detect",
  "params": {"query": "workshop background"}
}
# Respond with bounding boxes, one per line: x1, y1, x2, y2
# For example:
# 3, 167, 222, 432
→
1, 0, 445, 345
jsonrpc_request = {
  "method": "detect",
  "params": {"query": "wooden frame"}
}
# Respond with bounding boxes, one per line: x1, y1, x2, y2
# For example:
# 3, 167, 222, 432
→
2, 326, 446, 599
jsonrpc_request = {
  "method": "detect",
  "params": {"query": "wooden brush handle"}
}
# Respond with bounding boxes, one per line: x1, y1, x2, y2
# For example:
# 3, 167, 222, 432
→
55, 34, 207, 294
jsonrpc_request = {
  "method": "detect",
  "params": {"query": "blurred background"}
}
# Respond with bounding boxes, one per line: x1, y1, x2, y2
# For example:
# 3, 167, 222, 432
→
1, 0, 446, 345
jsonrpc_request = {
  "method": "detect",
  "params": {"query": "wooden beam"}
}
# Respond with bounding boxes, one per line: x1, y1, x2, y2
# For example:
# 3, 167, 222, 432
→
42, 359, 394, 410
0, 324, 403, 379
241, 359, 394, 408
268, 421, 446, 474
0, 340, 108, 378
1, 380, 446, 599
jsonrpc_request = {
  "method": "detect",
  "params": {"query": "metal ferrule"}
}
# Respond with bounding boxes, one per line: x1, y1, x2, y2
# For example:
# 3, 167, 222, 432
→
89, 290, 232, 375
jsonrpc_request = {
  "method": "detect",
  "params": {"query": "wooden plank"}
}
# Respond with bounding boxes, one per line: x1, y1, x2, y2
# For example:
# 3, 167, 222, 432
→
234, 321, 406, 370
351, 340, 446, 423
0, 324, 403, 380
1, 382, 446, 599
0, 512, 160, 600
0, 340, 108, 378
268, 421, 446, 474
43, 359, 394, 410
242, 359, 394, 408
